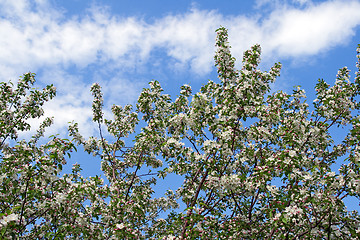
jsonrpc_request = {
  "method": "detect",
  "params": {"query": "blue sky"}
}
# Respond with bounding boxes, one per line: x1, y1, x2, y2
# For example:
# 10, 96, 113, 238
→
1, 0, 360, 210
1, 0, 360, 138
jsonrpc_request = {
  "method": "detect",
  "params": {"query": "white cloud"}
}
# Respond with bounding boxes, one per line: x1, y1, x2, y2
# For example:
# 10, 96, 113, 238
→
148, 9, 219, 75
1, 0, 359, 77
1, 0, 360, 137
24, 69, 95, 138
261, 0, 360, 57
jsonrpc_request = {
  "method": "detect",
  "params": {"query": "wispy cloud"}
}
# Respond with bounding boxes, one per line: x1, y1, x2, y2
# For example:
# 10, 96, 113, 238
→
2, 0, 359, 77
1, 0, 359, 137
261, 0, 360, 57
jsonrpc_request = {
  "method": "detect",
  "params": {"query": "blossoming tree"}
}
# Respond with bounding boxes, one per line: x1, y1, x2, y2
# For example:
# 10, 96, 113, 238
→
1, 27, 360, 239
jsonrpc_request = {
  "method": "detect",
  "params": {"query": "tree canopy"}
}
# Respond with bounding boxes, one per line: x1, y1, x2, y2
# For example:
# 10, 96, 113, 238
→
1, 27, 360, 239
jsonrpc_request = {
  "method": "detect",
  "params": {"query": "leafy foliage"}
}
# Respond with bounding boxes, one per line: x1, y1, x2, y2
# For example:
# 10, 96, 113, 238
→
1, 27, 360, 239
